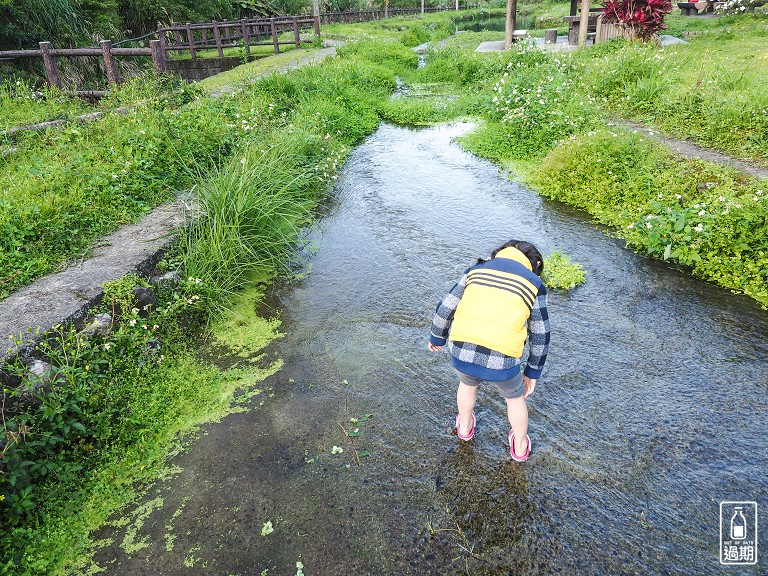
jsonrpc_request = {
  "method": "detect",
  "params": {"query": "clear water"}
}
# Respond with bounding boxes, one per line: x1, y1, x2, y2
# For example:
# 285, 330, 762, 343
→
457, 17, 508, 32
97, 123, 768, 575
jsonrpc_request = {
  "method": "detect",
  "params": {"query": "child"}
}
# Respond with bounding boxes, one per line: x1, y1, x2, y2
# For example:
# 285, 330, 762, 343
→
428, 240, 550, 462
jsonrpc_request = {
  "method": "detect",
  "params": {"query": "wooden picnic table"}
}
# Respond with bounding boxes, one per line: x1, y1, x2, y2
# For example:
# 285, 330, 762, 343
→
677, 0, 720, 14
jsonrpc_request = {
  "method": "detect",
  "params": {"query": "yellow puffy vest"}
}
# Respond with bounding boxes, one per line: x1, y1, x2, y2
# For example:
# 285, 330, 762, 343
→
449, 246, 541, 358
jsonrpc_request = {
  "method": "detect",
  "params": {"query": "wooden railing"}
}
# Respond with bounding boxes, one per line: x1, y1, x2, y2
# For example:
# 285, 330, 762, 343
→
158, 16, 320, 63
0, 40, 161, 90
318, 6, 453, 23
0, 6, 473, 90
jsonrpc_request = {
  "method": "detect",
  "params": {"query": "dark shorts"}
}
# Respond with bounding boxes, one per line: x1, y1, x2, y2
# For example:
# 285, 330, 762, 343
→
454, 368, 524, 399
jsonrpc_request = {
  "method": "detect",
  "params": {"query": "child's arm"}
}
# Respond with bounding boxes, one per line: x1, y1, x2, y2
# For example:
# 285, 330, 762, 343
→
428, 274, 467, 350
524, 286, 550, 379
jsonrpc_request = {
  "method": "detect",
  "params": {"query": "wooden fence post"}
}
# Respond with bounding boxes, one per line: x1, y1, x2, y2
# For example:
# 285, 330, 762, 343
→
157, 26, 167, 65
212, 22, 224, 57
201, 28, 208, 48
270, 18, 279, 54
578, 0, 591, 46
185, 23, 196, 60
39, 42, 62, 89
293, 17, 300, 48
100, 39, 120, 84
150, 39, 165, 72
173, 26, 182, 46
241, 19, 251, 59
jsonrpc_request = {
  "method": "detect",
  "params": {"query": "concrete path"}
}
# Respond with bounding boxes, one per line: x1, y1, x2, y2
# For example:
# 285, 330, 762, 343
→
209, 44, 340, 98
0, 201, 187, 364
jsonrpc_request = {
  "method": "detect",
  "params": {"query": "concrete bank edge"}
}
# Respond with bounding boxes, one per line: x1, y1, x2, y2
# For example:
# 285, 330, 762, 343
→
0, 201, 187, 368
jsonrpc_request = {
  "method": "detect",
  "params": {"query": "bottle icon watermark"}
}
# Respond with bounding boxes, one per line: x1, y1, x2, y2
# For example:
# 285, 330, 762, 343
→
720, 501, 758, 565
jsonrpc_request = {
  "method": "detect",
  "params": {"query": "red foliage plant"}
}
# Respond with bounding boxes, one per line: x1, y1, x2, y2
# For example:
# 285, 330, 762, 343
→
601, 0, 673, 41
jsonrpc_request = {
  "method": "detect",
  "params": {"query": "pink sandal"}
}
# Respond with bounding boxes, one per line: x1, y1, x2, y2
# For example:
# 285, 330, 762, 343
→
508, 430, 531, 462
455, 411, 476, 441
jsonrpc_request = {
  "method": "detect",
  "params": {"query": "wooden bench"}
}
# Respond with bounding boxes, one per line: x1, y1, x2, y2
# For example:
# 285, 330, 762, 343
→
563, 14, 599, 45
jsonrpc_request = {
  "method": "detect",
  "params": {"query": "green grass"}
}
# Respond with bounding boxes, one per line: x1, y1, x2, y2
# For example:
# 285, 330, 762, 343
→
0, 76, 235, 299
0, 80, 93, 132
196, 46, 325, 92
574, 20, 768, 165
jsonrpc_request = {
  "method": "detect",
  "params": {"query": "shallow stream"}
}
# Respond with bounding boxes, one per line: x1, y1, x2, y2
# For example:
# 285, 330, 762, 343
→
97, 123, 768, 575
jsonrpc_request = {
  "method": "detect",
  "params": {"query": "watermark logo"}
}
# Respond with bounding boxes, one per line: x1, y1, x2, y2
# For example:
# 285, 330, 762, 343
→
720, 501, 758, 565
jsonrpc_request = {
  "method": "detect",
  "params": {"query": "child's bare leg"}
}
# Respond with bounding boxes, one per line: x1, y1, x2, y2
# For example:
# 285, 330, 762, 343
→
456, 382, 477, 436
505, 395, 528, 455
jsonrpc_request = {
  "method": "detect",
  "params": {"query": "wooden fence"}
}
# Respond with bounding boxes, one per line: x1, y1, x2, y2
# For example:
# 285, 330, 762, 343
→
158, 16, 319, 64
0, 6, 469, 90
0, 15, 319, 90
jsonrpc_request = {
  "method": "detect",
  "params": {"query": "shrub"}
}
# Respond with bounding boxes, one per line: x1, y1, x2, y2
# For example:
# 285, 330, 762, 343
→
535, 128, 768, 306
716, 0, 767, 14
601, 0, 673, 42
379, 94, 469, 125
485, 43, 597, 159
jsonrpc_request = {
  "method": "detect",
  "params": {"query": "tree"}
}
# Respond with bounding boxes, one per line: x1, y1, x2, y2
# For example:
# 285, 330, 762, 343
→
0, 0, 84, 49
117, 0, 236, 36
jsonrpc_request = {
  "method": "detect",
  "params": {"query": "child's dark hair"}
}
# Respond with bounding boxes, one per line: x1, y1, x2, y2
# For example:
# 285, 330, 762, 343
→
478, 240, 544, 276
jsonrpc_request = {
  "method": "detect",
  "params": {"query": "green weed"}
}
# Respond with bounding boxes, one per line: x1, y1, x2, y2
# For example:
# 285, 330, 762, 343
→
541, 250, 586, 290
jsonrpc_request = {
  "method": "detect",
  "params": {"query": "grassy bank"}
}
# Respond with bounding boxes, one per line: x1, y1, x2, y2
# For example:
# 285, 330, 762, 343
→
383, 16, 768, 306
1, 33, 417, 575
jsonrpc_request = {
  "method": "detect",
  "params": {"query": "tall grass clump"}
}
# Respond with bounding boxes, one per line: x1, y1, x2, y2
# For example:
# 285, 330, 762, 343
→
380, 94, 471, 126
181, 131, 336, 309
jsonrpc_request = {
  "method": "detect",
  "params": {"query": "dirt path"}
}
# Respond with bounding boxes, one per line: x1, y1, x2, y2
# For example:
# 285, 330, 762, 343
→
616, 119, 768, 180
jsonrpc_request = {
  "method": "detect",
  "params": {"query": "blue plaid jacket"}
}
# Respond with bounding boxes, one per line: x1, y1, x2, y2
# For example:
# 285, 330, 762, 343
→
430, 267, 550, 381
